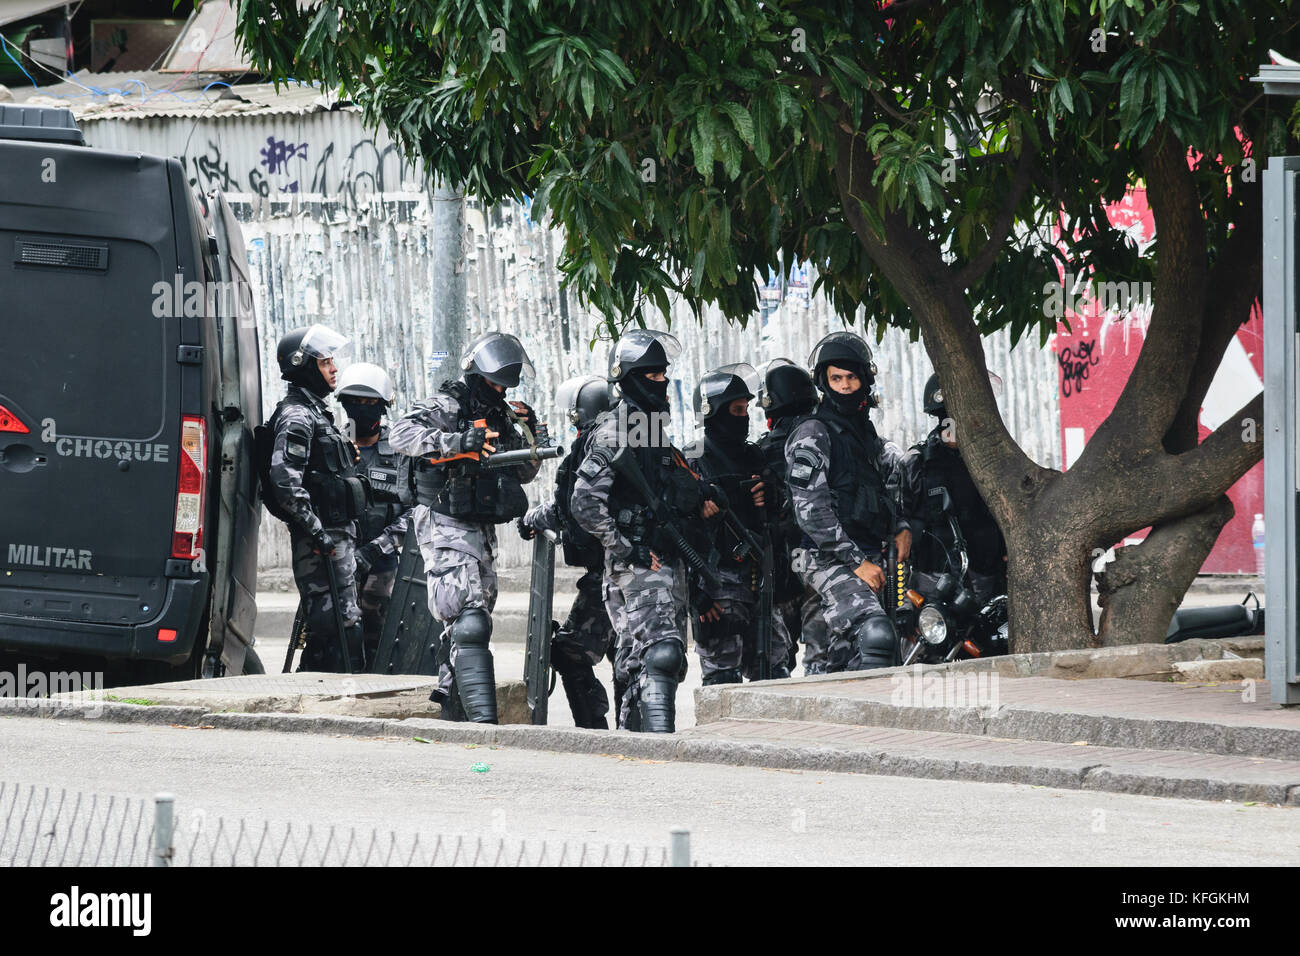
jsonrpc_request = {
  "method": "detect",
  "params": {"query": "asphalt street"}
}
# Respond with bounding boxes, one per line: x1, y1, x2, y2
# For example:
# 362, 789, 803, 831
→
0, 716, 1294, 866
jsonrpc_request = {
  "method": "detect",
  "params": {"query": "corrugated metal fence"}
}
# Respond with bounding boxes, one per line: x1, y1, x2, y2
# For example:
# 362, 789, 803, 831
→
81, 109, 1061, 572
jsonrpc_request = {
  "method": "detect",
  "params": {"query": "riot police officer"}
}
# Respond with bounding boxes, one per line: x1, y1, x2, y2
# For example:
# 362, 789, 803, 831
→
688, 363, 792, 683
336, 362, 412, 665
388, 332, 544, 724
571, 329, 720, 733
518, 374, 620, 728
265, 324, 366, 672
756, 358, 829, 675
784, 332, 909, 671
898, 373, 1007, 606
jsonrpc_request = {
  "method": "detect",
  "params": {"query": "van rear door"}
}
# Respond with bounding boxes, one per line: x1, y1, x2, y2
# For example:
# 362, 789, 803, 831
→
0, 136, 186, 632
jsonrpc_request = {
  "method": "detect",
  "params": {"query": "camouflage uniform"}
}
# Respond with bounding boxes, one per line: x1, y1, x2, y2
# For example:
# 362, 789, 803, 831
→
785, 412, 903, 672
570, 407, 692, 730
351, 430, 413, 662
388, 387, 539, 704
687, 437, 793, 683
267, 384, 362, 671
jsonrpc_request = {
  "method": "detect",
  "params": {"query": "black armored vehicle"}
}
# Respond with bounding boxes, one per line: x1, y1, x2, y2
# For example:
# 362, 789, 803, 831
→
0, 104, 263, 681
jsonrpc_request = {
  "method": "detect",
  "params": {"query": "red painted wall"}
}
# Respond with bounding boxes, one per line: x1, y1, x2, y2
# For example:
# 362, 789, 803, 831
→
1050, 188, 1264, 573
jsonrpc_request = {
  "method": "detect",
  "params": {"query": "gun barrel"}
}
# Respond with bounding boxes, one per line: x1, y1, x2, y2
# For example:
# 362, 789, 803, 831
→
480, 444, 564, 468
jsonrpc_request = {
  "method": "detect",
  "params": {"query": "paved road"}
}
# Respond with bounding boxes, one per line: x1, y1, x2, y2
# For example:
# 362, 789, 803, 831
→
0, 716, 1293, 866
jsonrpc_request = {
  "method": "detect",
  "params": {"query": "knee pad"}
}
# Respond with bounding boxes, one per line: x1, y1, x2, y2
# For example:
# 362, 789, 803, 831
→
642, 641, 684, 678
448, 607, 492, 649
855, 613, 899, 669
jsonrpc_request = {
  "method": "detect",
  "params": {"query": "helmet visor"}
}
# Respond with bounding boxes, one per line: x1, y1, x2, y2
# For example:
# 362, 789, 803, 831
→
696, 363, 759, 418
609, 329, 682, 377
462, 332, 536, 386
297, 324, 352, 362
808, 331, 873, 373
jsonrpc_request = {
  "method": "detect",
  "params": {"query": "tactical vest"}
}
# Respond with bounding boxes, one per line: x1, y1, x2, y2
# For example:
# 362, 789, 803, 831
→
411, 381, 529, 524
270, 388, 367, 527
601, 404, 705, 552
695, 435, 766, 537
814, 405, 894, 553
353, 429, 408, 543
555, 427, 604, 569
919, 432, 1004, 575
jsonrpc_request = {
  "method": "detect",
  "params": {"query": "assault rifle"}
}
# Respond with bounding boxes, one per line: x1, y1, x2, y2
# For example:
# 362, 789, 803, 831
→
705, 476, 776, 681
609, 446, 721, 593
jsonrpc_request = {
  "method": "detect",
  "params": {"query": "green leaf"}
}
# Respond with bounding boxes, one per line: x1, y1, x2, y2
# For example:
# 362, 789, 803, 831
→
719, 102, 755, 148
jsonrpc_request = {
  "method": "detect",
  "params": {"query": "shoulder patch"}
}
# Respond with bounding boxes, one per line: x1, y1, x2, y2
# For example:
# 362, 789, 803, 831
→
282, 422, 312, 463
576, 449, 609, 481
787, 451, 818, 489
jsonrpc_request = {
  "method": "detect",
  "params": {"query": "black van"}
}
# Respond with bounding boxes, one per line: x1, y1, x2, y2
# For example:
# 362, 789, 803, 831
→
0, 105, 263, 681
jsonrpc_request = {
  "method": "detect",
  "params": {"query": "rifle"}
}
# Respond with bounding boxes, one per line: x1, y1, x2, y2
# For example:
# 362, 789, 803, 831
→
609, 445, 721, 593
706, 476, 775, 680
425, 418, 564, 469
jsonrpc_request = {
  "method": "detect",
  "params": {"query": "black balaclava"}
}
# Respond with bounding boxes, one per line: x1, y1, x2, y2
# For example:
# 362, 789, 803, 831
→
818, 361, 872, 419
290, 362, 333, 400
621, 368, 670, 413
706, 411, 750, 445
342, 399, 385, 438
466, 372, 508, 413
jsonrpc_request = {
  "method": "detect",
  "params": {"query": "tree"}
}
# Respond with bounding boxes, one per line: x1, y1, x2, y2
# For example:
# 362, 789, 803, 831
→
238, 0, 1296, 651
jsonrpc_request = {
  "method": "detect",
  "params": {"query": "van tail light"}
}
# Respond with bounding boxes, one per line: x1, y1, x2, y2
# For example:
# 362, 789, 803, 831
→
0, 402, 29, 434
171, 416, 206, 560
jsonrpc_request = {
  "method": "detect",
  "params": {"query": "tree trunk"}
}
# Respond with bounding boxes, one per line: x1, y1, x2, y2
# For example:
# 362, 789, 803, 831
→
1004, 491, 1098, 652
1095, 496, 1234, 646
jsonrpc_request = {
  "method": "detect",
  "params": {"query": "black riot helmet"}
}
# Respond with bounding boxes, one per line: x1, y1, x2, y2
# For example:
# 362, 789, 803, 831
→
923, 370, 1004, 419
757, 358, 817, 419
923, 373, 946, 417
808, 331, 881, 412
277, 324, 351, 397
461, 331, 535, 388
555, 374, 612, 431
694, 363, 758, 425
608, 329, 681, 412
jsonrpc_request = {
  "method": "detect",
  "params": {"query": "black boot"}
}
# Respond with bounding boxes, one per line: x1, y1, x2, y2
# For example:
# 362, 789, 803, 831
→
558, 665, 609, 730
702, 667, 743, 686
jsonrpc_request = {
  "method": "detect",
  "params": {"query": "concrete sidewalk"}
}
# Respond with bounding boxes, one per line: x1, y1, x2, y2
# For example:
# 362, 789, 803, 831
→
29, 636, 1300, 807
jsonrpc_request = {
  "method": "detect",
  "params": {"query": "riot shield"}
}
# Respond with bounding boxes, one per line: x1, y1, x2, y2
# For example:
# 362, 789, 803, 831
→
524, 531, 557, 725
369, 526, 444, 676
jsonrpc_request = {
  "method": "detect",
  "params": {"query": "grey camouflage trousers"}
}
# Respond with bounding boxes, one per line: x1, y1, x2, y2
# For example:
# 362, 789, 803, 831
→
291, 529, 361, 672
796, 548, 885, 673
422, 545, 498, 702
780, 582, 831, 675
358, 564, 398, 662
695, 596, 795, 682
553, 568, 615, 723
603, 558, 688, 727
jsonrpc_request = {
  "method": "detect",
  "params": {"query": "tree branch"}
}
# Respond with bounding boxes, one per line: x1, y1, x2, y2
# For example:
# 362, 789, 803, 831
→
955, 145, 1035, 288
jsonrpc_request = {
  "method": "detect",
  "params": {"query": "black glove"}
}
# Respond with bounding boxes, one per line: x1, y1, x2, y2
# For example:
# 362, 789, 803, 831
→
517, 517, 537, 541
628, 544, 654, 569
311, 529, 335, 556
455, 425, 489, 454
355, 543, 382, 578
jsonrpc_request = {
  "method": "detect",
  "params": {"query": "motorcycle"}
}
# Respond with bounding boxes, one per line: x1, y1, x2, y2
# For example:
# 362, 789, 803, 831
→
1165, 592, 1265, 643
891, 489, 1009, 666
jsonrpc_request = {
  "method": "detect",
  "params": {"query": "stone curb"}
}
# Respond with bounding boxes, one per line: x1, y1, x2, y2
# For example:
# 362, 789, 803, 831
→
702, 687, 1299, 762
18, 701, 1297, 806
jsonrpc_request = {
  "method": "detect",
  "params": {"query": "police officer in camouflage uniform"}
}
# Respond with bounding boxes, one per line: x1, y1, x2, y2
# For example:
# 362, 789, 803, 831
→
571, 330, 720, 733
688, 364, 792, 683
337, 362, 413, 666
897, 373, 1007, 607
388, 333, 543, 724
518, 374, 621, 728
785, 332, 909, 672
266, 324, 366, 672
756, 358, 830, 675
